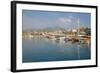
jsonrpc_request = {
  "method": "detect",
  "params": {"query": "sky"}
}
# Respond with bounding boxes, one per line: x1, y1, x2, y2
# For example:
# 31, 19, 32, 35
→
22, 10, 91, 31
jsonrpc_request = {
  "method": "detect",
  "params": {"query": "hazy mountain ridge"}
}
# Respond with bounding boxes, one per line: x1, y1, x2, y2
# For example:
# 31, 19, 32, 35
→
23, 26, 67, 32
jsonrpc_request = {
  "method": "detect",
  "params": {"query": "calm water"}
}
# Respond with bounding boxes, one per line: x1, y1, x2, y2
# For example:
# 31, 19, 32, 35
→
22, 37, 91, 63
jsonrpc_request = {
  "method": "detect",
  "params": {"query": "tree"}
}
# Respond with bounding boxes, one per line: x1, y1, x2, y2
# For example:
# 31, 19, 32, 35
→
84, 27, 91, 36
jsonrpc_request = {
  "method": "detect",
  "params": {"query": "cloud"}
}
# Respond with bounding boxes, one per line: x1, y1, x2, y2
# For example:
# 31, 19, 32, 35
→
68, 15, 74, 19
58, 17, 72, 24
55, 16, 80, 29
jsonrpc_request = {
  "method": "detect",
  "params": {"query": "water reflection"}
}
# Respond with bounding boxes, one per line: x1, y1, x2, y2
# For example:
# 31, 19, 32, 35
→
22, 37, 91, 63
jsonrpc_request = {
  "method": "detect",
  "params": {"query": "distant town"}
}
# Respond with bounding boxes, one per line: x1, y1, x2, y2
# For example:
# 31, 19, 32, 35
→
22, 27, 91, 44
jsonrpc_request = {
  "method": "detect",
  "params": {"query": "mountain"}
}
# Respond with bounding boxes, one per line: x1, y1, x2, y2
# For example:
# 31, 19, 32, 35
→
23, 26, 67, 32
41, 27, 66, 32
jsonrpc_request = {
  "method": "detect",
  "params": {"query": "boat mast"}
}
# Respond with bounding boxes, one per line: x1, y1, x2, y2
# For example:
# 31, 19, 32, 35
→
77, 18, 80, 59
78, 18, 80, 36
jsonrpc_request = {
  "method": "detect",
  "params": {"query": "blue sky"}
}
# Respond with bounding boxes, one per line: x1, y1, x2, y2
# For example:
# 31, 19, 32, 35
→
22, 10, 91, 31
